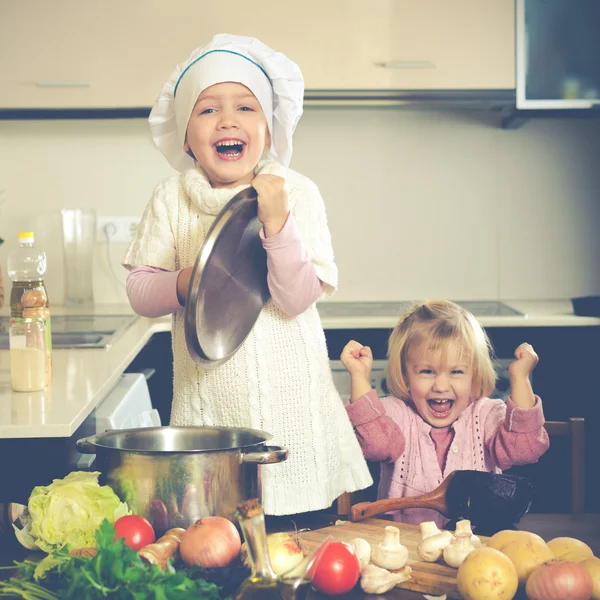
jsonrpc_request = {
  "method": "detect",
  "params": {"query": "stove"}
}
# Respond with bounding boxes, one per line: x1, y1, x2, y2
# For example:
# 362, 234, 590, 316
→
317, 301, 522, 319
0, 314, 138, 349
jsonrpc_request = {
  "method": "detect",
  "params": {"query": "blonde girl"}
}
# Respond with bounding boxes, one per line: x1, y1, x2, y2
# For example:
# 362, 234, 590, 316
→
341, 300, 549, 525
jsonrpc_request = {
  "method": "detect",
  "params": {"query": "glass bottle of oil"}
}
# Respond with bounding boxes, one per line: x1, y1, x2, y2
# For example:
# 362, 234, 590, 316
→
233, 498, 282, 600
233, 499, 330, 600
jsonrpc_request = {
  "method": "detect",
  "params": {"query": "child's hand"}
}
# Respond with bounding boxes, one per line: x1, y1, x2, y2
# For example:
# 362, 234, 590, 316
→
252, 174, 289, 238
341, 340, 373, 378
176, 267, 193, 305
508, 342, 539, 380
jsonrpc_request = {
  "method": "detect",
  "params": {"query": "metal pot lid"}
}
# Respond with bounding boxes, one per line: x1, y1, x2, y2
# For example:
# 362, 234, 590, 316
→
184, 187, 270, 366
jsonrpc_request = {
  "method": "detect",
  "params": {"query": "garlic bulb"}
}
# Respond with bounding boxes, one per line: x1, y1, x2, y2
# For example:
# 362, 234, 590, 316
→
348, 537, 371, 572
442, 533, 477, 568
360, 563, 412, 594
371, 526, 409, 571
454, 519, 481, 548
417, 521, 454, 562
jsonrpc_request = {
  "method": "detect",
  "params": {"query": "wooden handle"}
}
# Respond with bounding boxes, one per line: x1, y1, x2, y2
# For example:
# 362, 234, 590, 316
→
350, 496, 448, 522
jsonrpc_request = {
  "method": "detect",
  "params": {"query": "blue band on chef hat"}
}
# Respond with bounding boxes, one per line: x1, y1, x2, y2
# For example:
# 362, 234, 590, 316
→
173, 49, 272, 97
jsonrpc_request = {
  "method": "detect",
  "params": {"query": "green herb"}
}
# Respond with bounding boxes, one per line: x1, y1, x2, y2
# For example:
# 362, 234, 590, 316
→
0, 520, 221, 599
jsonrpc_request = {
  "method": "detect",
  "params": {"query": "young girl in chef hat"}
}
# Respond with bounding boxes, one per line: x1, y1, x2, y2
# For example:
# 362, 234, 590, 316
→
341, 300, 549, 525
123, 34, 372, 515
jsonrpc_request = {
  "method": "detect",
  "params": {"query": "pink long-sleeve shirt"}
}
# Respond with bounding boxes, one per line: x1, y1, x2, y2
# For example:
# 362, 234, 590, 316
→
346, 389, 549, 526
126, 214, 323, 318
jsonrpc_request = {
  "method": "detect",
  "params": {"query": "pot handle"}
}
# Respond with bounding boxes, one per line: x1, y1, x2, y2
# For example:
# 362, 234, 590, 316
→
76, 435, 98, 454
241, 445, 288, 464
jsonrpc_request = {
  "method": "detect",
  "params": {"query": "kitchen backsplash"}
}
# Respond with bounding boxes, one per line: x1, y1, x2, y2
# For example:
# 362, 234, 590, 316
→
0, 108, 599, 305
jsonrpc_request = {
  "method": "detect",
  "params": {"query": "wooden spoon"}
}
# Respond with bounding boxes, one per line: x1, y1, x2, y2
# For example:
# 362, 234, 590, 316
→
350, 470, 534, 524
351, 472, 457, 521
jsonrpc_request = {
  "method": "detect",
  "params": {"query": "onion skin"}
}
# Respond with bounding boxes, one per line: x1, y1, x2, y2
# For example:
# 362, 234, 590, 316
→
179, 516, 241, 568
526, 560, 593, 600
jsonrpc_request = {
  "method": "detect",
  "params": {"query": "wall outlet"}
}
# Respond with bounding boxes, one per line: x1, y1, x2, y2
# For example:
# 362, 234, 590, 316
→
97, 216, 140, 243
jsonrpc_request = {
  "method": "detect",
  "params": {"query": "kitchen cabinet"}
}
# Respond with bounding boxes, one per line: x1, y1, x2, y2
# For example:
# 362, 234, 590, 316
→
0, 0, 514, 110
388, 0, 515, 90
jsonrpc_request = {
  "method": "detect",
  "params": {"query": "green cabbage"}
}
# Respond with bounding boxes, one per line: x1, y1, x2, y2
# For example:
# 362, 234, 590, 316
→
13, 471, 129, 553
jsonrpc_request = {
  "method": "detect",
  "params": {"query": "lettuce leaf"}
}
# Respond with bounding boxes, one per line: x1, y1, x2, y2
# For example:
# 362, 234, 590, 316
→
13, 471, 129, 553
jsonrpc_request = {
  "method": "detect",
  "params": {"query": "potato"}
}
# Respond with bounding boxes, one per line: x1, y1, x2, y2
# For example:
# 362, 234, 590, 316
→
547, 537, 594, 561
499, 537, 554, 585
457, 547, 518, 600
487, 529, 545, 551
580, 556, 600, 600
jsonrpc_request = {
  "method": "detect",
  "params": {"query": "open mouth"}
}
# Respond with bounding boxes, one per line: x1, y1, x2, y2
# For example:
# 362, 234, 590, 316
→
427, 399, 454, 418
215, 140, 245, 159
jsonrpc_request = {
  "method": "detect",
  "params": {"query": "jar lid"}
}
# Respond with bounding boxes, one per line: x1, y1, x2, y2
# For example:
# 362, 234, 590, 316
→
18, 231, 35, 243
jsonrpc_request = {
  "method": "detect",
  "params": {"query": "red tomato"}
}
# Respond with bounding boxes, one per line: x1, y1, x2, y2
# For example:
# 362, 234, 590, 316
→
311, 541, 360, 596
113, 515, 156, 550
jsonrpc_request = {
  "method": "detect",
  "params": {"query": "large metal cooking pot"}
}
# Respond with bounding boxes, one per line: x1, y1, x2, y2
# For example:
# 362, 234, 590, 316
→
76, 426, 287, 535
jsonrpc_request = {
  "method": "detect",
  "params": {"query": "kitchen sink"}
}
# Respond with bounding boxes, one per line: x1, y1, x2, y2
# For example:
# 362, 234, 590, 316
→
0, 314, 138, 349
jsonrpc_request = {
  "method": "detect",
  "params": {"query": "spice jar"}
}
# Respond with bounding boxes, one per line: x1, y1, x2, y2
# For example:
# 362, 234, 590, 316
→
9, 317, 47, 392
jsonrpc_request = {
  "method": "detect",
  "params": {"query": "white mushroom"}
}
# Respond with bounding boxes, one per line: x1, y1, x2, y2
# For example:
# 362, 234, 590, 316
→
417, 521, 454, 562
454, 519, 481, 548
442, 531, 477, 568
371, 526, 409, 571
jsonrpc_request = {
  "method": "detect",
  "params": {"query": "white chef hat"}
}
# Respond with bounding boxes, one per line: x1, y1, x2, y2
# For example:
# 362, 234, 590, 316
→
149, 33, 304, 172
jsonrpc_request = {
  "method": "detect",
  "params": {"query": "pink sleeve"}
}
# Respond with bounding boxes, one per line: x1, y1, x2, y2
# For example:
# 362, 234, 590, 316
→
260, 214, 323, 316
126, 266, 182, 318
483, 396, 550, 470
345, 389, 406, 462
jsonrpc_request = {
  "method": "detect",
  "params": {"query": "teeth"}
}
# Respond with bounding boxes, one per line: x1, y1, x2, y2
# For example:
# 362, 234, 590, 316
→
216, 140, 244, 147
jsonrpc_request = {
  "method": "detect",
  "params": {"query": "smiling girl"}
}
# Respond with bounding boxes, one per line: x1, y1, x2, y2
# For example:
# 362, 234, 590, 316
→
122, 34, 372, 516
340, 300, 549, 525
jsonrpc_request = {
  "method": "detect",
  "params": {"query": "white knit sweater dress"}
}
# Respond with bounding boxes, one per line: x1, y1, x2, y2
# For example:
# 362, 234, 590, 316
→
123, 164, 373, 515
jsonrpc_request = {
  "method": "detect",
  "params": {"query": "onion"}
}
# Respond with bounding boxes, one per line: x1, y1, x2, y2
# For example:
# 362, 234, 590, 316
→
266, 532, 305, 575
179, 516, 241, 568
526, 559, 593, 600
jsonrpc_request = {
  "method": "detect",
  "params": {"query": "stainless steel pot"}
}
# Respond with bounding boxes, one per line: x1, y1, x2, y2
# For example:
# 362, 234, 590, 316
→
76, 426, 287, 535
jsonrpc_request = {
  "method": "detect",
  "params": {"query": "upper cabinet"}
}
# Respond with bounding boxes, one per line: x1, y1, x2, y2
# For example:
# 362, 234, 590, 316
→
516, 0, 600, 109
0, 0, 515, 110
387, 1, 515, 90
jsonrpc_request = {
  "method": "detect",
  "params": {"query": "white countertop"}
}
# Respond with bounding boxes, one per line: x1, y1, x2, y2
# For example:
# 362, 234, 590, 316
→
0, 299, 597, 440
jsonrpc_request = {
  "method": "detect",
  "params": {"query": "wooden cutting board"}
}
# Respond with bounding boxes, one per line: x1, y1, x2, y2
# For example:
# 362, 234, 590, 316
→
299, 518, 489, 599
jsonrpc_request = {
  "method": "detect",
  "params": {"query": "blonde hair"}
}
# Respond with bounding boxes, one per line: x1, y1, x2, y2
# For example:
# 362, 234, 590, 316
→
386, 300, 497, 402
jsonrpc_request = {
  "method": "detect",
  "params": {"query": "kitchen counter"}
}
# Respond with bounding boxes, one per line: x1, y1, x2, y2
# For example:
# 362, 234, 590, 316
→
0, 299, 598, 440
0, 305, 170, 439
317, 299, 600, 329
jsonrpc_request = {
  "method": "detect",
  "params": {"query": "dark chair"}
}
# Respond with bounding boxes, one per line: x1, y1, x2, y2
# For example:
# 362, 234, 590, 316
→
543, 418, 585, 514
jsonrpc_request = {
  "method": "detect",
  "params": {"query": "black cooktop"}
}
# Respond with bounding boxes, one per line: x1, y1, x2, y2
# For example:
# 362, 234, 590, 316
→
317, 301, 522, 318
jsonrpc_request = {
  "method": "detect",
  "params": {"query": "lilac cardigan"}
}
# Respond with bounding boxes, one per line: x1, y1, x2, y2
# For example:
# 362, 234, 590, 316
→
346, 390, 549, 526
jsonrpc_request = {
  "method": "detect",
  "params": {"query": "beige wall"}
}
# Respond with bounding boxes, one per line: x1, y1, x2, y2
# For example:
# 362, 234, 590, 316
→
1, 108, 599, 305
